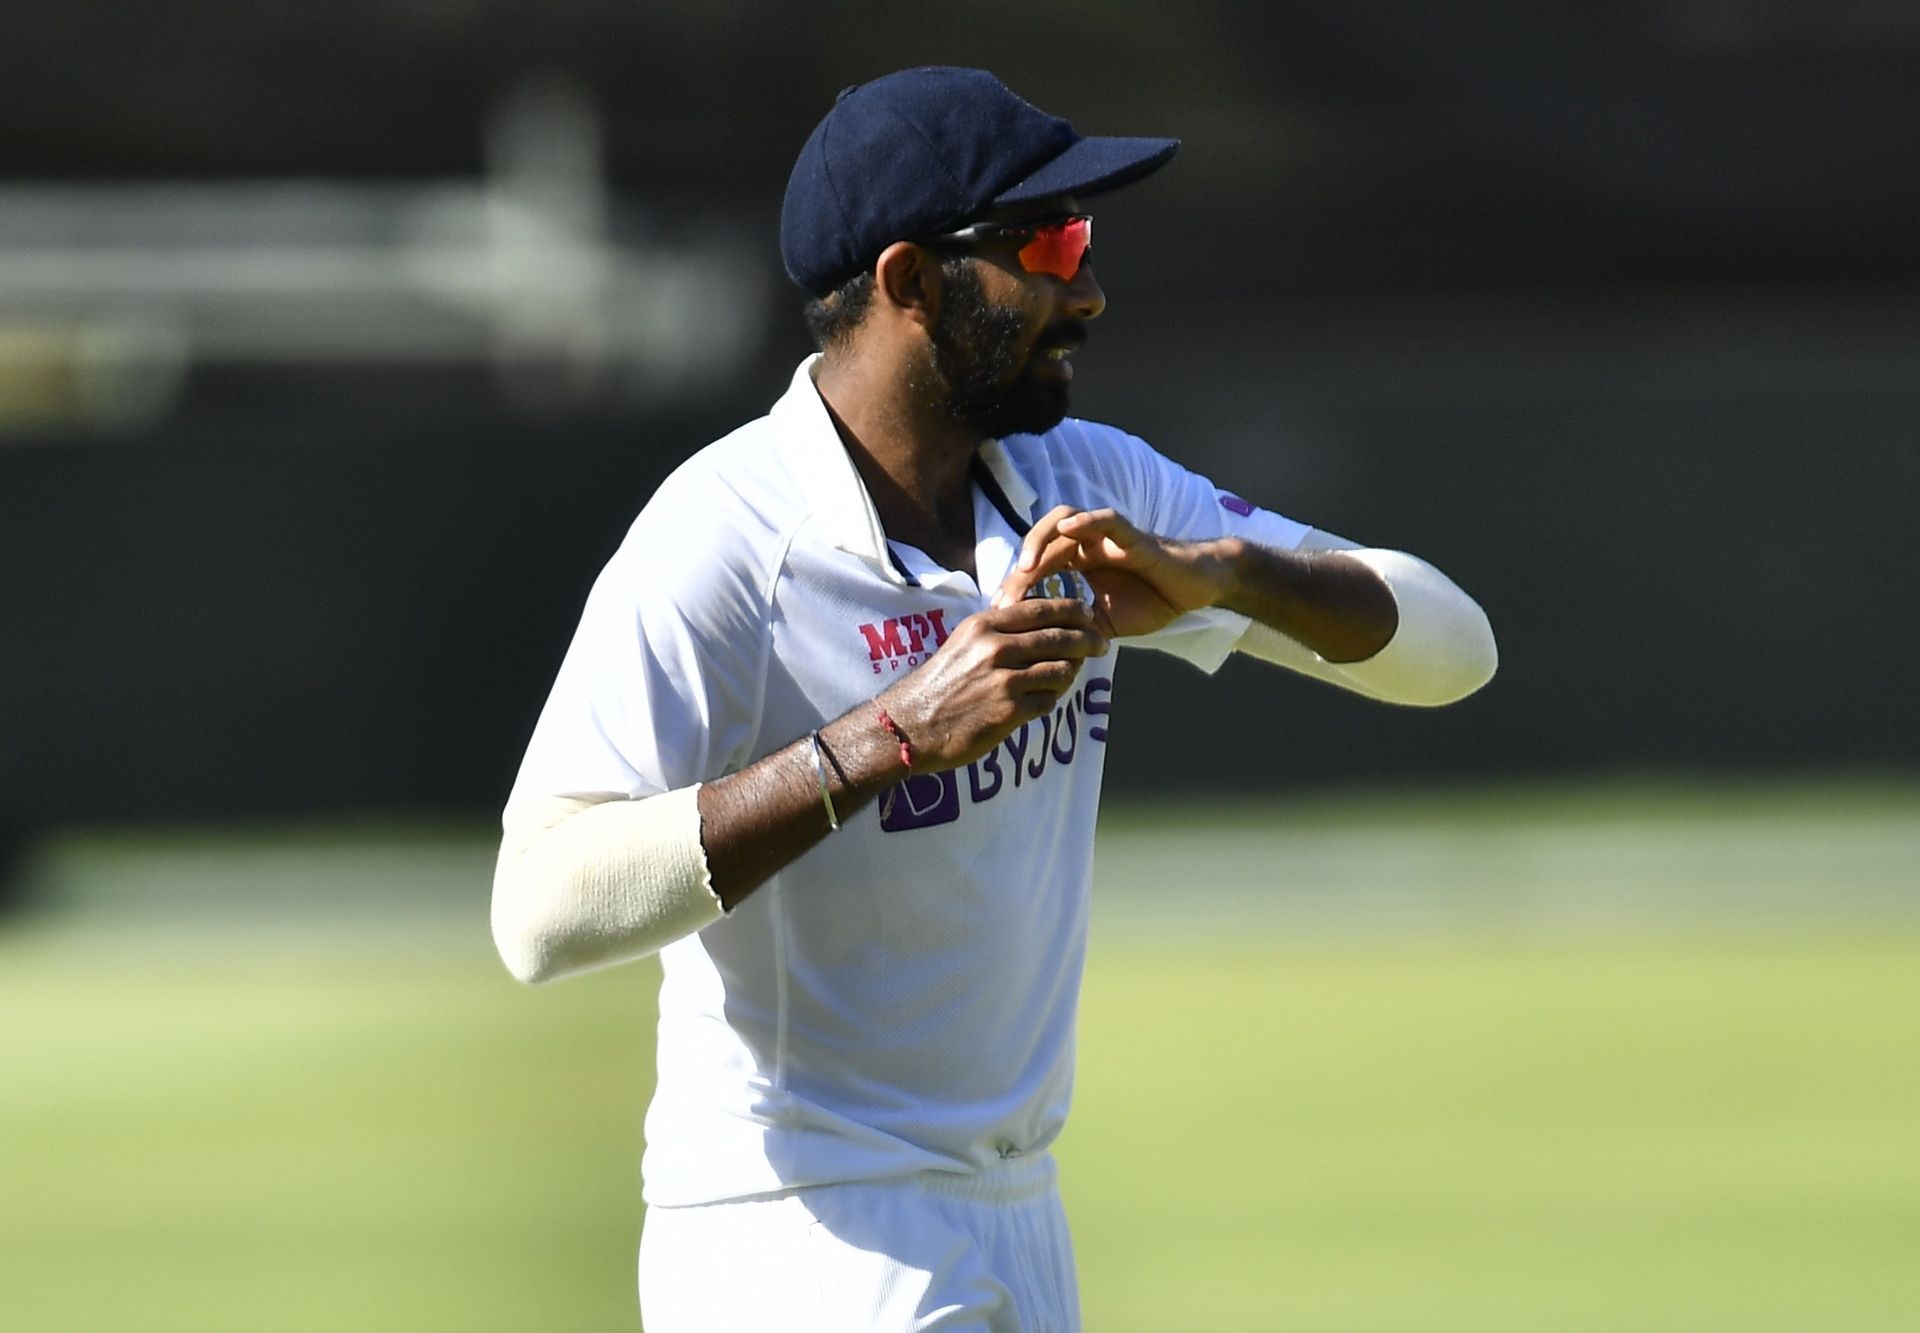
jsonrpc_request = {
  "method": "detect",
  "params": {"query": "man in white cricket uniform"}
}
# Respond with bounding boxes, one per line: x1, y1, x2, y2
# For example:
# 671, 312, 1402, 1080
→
492, 66, 1496, 1332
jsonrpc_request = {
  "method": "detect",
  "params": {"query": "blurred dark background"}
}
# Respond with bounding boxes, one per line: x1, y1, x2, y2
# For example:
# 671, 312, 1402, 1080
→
4, 0, 1917, 844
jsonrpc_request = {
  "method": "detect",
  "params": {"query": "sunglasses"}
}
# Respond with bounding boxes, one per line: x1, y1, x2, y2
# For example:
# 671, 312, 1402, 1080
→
919, 214, 1093, 281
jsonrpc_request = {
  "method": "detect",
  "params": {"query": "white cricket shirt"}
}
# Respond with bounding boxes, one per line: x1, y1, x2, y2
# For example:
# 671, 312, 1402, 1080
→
507, 357, 1310, 1206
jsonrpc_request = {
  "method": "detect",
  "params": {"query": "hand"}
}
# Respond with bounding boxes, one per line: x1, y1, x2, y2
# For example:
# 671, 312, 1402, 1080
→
875, 597, 1107, 772
991, 506, 1230, 638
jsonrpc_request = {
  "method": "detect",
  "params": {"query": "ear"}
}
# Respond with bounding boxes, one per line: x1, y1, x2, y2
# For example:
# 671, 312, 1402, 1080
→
873, 241, 942, 331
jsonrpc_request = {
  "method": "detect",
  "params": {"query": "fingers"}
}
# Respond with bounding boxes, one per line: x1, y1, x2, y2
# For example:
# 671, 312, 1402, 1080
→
995, 622, 1108, 667
1013, 505, 1080, 574
978, 594, 1098, 634
960, 597, 1107, 666
1007, 659, 1085, 707
889, 598, 1108, 771
994, 535, 1082, 608
994, 508, 1141, 608
1016, 507, 1134, 570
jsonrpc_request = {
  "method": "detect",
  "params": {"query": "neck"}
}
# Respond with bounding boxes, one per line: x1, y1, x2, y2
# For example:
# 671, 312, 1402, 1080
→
814, 350, 981, 568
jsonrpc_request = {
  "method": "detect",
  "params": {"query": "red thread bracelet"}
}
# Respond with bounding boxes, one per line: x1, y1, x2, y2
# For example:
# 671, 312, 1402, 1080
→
875, 707, 913, 771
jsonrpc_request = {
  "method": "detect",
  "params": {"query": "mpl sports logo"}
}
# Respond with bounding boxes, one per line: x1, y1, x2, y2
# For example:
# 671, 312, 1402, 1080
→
877, 676, 1112, 833
859, 608, 952, 674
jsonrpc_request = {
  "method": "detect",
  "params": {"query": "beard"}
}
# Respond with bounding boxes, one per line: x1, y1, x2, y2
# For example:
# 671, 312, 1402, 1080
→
918, 264, 1083, 440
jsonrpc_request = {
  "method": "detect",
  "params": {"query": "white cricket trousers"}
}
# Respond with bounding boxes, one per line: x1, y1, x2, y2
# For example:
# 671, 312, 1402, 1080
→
638, 1153, 1080, 1332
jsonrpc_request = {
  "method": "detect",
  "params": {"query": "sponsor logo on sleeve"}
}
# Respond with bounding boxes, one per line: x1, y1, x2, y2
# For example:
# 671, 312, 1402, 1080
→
1218, 493, 1255, 517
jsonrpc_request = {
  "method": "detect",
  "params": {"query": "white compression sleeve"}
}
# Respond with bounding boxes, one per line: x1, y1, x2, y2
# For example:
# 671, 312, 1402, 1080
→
1235, 536, 1498, 707
490, 785, 722, 985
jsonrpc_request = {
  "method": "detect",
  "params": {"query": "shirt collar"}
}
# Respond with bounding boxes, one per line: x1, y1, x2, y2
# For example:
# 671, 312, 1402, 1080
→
974, 436, 1040, 526
774, 355, 1042, 581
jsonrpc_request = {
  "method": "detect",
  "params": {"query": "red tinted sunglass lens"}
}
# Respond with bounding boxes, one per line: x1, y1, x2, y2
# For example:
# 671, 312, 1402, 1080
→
1017, 216, 1092, 279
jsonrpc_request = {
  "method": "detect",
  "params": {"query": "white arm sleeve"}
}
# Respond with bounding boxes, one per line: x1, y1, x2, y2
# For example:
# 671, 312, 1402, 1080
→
490, 786, 722, 985
1234, 529, 1498, 707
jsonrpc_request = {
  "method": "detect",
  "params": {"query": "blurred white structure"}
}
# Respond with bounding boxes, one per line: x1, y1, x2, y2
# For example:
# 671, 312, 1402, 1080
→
0, 73, 768, 432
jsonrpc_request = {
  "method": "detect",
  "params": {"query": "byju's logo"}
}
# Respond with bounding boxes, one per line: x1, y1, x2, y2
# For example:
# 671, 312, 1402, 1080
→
858, 609, 951, 674
877, 676, 1112, 833
876, 772, 962, 832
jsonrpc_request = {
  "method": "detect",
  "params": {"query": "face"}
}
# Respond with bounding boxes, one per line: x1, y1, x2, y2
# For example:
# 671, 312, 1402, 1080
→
914, 200, 1105, 440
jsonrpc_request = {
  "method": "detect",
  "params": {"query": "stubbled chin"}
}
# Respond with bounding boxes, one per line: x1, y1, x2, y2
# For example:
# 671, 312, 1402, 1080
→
1012, 380, 1072, 436
952, 363, 1074, 439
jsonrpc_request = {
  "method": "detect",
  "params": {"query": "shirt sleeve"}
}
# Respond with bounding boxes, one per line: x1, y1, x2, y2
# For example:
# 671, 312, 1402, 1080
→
1048, 421, 1313, 675
505, 473, 771, 813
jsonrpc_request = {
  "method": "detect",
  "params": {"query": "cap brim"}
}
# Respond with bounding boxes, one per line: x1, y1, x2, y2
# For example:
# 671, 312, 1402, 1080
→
995, 135, 1180, 206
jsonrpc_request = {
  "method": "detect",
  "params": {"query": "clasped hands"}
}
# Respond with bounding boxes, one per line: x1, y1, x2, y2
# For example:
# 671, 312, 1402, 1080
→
990, 504, 1229, 637
871, 507, 1231, 773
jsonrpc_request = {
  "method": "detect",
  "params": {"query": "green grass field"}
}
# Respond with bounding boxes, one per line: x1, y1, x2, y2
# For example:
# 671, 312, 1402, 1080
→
3, 781, 1918, 1331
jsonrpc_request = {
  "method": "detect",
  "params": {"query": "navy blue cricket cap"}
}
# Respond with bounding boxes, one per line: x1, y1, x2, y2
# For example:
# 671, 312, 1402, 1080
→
780, 66, 1179, 296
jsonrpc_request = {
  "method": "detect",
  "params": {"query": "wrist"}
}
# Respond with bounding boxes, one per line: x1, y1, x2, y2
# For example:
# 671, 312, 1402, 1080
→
818, 704, 914, 803
874, 705, 916, 773
1199, 535, 1249, 609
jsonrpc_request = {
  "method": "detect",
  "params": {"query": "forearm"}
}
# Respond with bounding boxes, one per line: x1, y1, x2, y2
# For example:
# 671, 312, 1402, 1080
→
491, 711, 906, 985
995, 504, 1493, 706
1210, 537, 1399, 663
697, 709, 907, 909
1231, 534, 1497, 706
701, 596, 1102, 900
